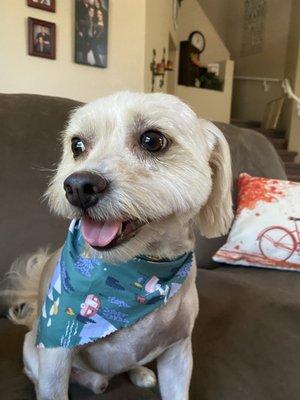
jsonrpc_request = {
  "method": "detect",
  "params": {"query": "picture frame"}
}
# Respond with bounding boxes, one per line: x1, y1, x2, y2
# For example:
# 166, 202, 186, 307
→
27, 0, 56, 13
75, 0, 109, 68
28, 17, 56, 60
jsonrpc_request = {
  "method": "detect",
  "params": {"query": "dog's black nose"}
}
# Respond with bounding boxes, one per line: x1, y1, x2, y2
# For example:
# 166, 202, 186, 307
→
63, 172, 107, 209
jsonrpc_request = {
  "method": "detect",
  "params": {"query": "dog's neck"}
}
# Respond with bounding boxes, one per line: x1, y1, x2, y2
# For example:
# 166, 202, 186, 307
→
143, 218, 195, 260
92, 215, 196, 264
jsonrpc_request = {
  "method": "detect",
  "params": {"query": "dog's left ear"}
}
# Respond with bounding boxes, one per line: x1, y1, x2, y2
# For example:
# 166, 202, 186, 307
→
196, 119, 233, 238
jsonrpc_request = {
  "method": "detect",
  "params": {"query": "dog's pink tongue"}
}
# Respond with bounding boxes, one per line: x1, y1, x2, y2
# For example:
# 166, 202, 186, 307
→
81, 218, 122, 247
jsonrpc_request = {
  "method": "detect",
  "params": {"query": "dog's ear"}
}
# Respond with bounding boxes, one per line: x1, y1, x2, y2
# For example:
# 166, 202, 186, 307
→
196, 119, 233, 238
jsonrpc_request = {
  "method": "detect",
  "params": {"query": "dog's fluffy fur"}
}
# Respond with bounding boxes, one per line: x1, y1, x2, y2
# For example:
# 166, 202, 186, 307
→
5, 92, 233, 400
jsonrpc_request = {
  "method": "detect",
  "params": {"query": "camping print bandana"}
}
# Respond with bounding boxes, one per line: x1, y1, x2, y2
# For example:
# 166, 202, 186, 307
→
36, 220, 193, 348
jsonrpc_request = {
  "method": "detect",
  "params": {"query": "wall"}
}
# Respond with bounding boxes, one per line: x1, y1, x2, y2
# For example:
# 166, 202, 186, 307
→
144, 0, 175, 93
177, 0, 230, 66
227, 0, 291, 78
197, 0, 230, 45
284, 0, 300, 160
174, 0, 233, 123
193, 0, 294, 124
0, 0, 234, 123
227, 0, 292, 122
176, 60, 234, 122
287, 42, 300, 160
0, 0, 146, 102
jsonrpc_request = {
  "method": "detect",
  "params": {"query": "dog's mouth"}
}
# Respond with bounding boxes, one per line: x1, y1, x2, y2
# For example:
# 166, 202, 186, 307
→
81, 217, 145, 250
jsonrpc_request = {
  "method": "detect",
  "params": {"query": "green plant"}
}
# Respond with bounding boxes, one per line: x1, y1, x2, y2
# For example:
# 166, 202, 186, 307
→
199, 72, 223, 91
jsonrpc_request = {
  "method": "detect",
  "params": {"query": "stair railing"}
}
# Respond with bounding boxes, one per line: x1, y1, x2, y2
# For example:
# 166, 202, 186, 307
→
282, 78, 300, 117
234, 75, 281, 92
234, 76, 300, 116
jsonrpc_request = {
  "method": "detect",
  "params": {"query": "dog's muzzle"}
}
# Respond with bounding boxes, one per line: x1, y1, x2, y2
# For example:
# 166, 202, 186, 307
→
63, 171, 108, 210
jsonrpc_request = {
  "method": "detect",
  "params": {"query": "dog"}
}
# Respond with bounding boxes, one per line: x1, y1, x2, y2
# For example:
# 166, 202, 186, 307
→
6, 91, 233, 400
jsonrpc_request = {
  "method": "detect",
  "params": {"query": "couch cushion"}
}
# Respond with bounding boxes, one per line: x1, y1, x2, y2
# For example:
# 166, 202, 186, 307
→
0, 318, 159, 399
0, 93, 82, 280
1, 268, 300, 400
191, 266, 300, 400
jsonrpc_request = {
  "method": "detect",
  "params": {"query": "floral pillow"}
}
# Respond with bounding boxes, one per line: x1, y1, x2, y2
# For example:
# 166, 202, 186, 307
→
213, 173, 300, 271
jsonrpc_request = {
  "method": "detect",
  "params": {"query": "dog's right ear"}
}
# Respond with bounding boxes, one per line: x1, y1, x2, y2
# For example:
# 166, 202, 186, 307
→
195, 119, 233, 238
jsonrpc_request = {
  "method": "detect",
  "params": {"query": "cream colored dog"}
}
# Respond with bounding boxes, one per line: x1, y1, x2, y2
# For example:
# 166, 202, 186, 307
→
7, 92, 233, 400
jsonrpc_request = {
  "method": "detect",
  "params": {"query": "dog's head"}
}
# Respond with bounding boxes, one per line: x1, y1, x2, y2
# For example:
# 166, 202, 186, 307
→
47, 92, 233, 262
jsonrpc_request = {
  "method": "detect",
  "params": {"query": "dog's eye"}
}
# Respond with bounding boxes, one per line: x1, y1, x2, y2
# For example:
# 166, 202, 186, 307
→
140, 131, 168, 153
71, 137, 85, 158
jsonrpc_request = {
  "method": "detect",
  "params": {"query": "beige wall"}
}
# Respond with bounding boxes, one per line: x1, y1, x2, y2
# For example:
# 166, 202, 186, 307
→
227, 0, 292, 78
287, 41, 300, 160
0, 0, 146, 102
174, 0, 233, 123
144, 0, 176, 93
228, 0, 292, 122
232, 79, 284, 122
197, 0, 230, 45
143, 0, 234, 122
176, 60, 234, 122
0, 0, 234, 123
176, 0, 230, 65
191, 0, 295, 124
284, 0, 300, 159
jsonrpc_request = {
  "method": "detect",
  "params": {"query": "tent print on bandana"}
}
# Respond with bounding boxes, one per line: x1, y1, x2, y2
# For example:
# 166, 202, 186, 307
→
78, 313, 117, 345
41, 259, 62, 330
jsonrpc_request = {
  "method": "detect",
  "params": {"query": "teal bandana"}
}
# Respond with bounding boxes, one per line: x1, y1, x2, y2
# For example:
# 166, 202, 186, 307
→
36, 220, 193, 348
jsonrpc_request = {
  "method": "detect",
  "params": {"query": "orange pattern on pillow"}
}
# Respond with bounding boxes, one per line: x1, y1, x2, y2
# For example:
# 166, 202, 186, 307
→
237, 175, 284, 214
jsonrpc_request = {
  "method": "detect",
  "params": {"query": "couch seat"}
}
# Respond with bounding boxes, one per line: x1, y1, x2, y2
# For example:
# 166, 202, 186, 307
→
1, 267, 300, 400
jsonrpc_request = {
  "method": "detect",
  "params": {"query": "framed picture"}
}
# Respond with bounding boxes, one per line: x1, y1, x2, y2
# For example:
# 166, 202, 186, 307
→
28, 18, 56, 59
27, 0, 56, 12
75, 0, 109, 68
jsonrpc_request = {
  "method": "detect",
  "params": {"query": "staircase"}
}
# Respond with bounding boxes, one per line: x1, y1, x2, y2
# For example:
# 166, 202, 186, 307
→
231, 121, 300, 181
263, 129, 300, 181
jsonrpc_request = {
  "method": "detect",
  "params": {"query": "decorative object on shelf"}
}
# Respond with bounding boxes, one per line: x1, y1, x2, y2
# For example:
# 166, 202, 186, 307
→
207, 62, 219, 77
28, 17, 56, 59
165, 60, 173, 71
75, 0, 109, 68
150, 48, 174, 92
178, 31, 206, 87
27, 0, 56, 13
199, 72, 223, 91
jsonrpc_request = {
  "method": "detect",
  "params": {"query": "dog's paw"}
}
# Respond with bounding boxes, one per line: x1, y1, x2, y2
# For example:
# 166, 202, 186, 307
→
71, 367, 108, 394
128, 366, 157, 388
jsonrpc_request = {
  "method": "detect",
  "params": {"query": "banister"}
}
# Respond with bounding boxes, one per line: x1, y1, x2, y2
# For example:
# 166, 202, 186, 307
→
282, 78, 300, 116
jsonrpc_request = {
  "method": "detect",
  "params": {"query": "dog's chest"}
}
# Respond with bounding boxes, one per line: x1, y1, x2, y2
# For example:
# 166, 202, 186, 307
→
82, 269, 198, 375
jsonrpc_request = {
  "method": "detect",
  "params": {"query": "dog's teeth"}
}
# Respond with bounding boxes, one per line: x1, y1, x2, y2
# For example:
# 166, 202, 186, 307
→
118, 225, 123, 235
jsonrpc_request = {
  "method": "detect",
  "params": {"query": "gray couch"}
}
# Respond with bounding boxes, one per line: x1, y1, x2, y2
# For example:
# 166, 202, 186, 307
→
1, 93, 300, 400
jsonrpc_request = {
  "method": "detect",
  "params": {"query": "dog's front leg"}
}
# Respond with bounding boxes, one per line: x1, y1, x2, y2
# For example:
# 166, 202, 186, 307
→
157, 337, 193, 400
37, 347, 74, 400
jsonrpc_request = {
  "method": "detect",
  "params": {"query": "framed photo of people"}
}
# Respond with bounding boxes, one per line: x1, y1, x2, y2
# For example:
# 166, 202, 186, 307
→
28, 18, 56, 60
27, 0, 56, 13
75, 0, 109, 68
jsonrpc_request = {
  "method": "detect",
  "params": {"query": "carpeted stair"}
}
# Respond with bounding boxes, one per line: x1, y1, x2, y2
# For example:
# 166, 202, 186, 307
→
231, 120, 299, 181
263, 129, 299, 181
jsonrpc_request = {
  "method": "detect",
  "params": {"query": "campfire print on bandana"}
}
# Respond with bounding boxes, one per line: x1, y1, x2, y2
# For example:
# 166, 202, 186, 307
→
36, 220, 193, 348
214, 173, 300, 271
